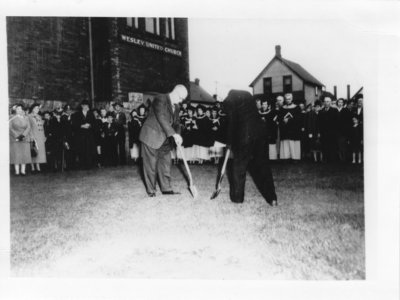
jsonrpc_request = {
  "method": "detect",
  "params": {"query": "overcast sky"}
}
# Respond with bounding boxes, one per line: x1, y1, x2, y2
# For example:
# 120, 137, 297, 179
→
188, 18, 378, 100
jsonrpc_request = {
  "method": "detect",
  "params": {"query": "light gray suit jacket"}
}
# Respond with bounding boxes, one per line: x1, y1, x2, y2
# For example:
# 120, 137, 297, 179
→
139, 93, 181, 149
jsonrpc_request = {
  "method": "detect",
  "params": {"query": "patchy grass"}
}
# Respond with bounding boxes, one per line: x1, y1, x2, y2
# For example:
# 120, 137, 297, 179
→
10, 161, 364, 279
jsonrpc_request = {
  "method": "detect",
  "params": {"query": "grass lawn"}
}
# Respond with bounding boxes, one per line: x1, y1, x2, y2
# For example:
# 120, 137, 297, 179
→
10, 161, 364, 279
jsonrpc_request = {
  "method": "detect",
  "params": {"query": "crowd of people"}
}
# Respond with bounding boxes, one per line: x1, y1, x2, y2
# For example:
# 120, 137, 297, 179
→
256, 93, 364, 164
8, 92, 364, 176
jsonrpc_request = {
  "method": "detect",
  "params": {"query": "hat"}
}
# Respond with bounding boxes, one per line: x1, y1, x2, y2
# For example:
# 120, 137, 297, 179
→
113, 102, 122, 108
276, 96, 284, 101
80, 100, 90, 107
196, 104, 206, 112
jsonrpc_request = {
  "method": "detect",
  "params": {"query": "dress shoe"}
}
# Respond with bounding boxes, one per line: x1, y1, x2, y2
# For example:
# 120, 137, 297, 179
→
161, 191, 181, 195
148, 193, 156, 197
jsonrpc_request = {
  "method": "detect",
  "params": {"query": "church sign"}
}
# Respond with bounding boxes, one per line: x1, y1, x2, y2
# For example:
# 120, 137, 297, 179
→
120, 34, 183, 57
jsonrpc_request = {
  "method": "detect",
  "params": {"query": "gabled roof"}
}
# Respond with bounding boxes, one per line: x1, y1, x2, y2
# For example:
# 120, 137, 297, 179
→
249, 55, 324, 88
189, 81, 216, 104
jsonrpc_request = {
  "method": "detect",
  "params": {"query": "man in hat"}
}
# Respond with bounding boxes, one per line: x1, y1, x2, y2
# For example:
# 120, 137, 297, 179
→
71, 100, 97, 169
224, 90, 277, 206
113, 102, 127, 165
139, 84, 187, 197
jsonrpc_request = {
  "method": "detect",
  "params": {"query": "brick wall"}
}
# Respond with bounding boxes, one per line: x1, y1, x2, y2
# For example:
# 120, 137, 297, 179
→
7, 17, 91, 106
7, 17, 190, 111
107, 18, 190, 102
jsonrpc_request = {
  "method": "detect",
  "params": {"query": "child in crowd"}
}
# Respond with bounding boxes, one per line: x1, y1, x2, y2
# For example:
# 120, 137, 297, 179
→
103, 112, 118, 166
349, 116, 363, 164
307, 101, 323, 163
128, 109, 142, 163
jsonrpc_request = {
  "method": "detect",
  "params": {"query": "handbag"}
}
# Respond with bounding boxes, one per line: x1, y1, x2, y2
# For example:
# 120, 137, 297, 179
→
30, 140, 38, 158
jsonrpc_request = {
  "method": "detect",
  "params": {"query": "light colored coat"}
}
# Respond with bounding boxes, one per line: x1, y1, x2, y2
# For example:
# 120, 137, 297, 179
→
139, 94, 180, 149
29, 114, 47, 163
9, 115, 31, 164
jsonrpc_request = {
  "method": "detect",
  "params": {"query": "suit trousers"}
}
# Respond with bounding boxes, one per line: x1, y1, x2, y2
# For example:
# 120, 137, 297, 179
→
141, 140, 173, 194
117, 127, 126, 164
229, 138, 277, 204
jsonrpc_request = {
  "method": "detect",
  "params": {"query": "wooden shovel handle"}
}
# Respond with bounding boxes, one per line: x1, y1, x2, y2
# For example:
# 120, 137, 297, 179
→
220, 148, 230, 178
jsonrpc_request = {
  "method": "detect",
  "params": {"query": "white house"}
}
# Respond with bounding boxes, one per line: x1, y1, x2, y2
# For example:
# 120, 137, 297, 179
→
249, 45, 324, 105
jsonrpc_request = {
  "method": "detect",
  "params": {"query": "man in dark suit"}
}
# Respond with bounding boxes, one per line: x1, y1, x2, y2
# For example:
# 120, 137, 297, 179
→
113, 102, 127, 165
71, 100, 97, 169
318, 96, 339, 162
139, 85, 187, 197
224, 90, 277, 206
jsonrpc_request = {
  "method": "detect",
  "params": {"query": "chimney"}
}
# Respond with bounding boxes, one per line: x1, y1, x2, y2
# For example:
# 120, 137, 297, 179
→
275, 45, 281, 57
194, 78, 200, 86
333, 86, 337, 99
347, 84, 351, 101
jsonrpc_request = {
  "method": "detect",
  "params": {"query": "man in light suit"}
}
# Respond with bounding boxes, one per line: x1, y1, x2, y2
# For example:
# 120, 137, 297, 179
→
139, 84, 187, 197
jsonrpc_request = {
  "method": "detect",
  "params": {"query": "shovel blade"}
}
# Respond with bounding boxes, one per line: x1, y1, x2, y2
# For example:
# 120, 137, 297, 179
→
210, 188, 221, 200
189, 185, 198, 198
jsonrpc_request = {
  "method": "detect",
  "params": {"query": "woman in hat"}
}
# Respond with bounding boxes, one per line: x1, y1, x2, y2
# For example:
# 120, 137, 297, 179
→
9, 104, 31, 175
209, 106, 224, 164
47, 110, 65, 171
260, 99, 278, 160
28, 103, 47, 172
193, 104, 212, 164
61, 104, 75, 170
181, 105, 197, 163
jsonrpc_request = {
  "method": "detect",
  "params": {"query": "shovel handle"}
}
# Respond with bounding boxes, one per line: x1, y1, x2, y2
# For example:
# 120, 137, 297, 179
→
177, 146, 193, 185
220, 148, 230, 178
216, 148, 231, 187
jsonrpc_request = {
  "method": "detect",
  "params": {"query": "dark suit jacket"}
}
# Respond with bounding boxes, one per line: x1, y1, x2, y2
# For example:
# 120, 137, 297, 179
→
139, 93, 180, 149
114, 111, 127, 132
224, 90, 263, 151
318, 107, 339, 137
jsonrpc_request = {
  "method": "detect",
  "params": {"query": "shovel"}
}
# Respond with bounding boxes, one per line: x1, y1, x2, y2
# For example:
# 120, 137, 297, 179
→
210, 148, 231, 200
177, 146, 198, 198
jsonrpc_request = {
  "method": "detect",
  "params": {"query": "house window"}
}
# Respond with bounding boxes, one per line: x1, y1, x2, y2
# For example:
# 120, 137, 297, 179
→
283, 75, 292, 93
263, 77, 272, 95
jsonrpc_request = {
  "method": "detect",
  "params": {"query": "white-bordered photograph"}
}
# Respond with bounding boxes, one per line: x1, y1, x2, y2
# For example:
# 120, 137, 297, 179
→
0, 0, 399, 299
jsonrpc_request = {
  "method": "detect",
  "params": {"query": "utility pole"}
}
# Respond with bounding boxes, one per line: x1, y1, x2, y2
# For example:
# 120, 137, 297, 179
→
215, 81, 218, 99
88, 17, 95, 107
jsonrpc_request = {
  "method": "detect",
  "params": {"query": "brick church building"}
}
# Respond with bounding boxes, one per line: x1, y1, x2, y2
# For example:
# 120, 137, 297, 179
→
7, 17, 190, 110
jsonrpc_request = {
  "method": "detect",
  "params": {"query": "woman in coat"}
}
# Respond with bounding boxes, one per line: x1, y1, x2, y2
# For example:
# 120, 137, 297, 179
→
9, 104, 31, 175
28, 103, 47, 172
193, 105, 213, 164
